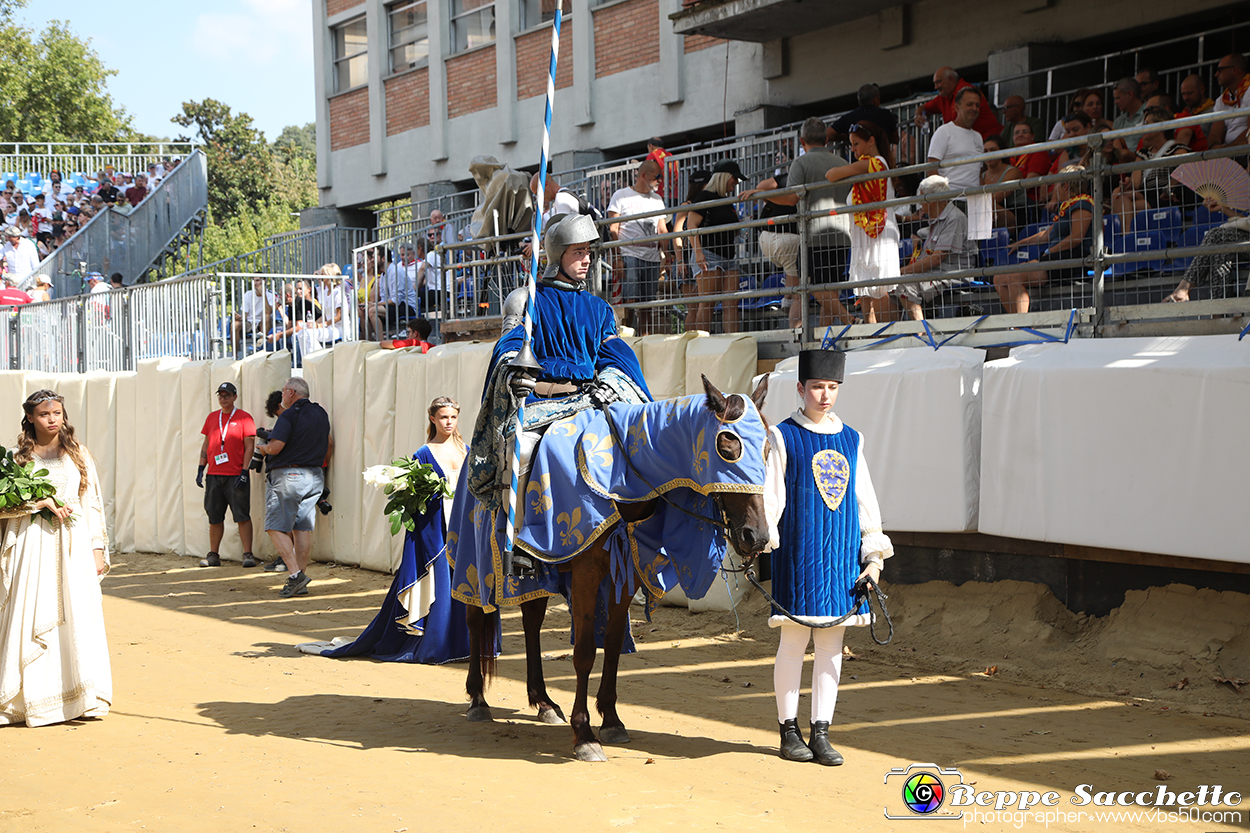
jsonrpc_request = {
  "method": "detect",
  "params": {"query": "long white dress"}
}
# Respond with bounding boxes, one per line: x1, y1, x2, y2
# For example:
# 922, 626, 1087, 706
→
848, 155, 901, 299
0, 451, 112, 726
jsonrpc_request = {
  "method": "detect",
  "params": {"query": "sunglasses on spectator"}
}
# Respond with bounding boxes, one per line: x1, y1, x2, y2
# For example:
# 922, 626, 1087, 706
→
848, 124, 873, 137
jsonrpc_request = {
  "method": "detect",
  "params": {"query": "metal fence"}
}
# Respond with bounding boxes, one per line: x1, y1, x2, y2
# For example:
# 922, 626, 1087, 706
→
3, 272, 357, 373
426, 108, 1250, 349
0, 141, 200, 184
25, 150, 210, 298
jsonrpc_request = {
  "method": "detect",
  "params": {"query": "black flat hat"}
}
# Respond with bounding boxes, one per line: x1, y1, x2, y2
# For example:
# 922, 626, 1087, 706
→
798, 349, 846, 384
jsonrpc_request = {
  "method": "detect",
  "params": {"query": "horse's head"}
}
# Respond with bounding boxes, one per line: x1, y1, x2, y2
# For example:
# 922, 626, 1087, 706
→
701, 373, 770, 561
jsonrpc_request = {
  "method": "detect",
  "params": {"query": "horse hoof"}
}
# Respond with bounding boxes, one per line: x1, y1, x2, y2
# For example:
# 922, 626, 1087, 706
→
466, 705, 494, 722
537, 706, 565, 725
573, 741, 608, 762
599, 725, 631, 744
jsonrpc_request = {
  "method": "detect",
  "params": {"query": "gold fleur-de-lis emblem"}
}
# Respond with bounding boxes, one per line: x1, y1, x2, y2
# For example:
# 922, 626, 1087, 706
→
527, 473, 553, 516
627, 414, 647, 457
552, 417, 579, 437
557, 508, 585, 548
664, 400, 679, 427
583, 432, 614, 469
692, 427, 709, 476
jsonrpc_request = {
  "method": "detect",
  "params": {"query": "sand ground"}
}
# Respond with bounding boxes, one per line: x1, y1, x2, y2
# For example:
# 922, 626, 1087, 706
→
1, 552, 1247, 833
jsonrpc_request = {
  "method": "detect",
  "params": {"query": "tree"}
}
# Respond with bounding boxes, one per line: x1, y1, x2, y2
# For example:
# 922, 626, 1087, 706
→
0, 19, 133, 143
274, 123, 316, 161
173, 99, 272, 222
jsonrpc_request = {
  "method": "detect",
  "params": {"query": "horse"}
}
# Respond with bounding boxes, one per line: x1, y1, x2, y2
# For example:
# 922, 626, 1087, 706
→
449, 375, 770, 762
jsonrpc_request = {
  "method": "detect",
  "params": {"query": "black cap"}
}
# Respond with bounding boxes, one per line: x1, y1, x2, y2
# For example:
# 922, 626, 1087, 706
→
216, 382, 238, 395
712, 159, 748, 181
798, 349, 846, 384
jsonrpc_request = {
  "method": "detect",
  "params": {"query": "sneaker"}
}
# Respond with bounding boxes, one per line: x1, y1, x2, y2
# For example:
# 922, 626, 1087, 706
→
241, 552, 259, 568
198, 552, 221, 568
263, 559, 289, 572
279, 572, 311, 598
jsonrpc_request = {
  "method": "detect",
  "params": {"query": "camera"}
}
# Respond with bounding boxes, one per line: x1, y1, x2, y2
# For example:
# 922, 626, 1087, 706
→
250, 426, 269, 471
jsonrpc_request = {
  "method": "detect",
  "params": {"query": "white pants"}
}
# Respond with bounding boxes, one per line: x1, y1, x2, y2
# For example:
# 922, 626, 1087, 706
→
774, 622, 846, 724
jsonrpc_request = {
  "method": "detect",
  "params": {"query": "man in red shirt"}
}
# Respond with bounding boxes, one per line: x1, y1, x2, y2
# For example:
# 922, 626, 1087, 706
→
0, 275, 32, 305
196, 382, 258, 567
1010, 122, 1052, 209
125, 173, 149, 208
914, 66, 1002, 140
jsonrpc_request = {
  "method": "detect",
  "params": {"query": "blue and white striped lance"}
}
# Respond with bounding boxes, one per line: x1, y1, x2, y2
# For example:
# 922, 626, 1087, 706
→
505, 7, 563, 558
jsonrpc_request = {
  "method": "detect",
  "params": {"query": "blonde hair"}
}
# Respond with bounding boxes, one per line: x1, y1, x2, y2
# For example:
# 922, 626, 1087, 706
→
314, 263, 341, 277
426, 396, 466, 452
704, 172, 737, 197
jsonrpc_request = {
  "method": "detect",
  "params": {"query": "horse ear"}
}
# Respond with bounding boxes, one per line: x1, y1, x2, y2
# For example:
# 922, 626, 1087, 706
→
701, 374, 727, 416
750, 374, 769, 414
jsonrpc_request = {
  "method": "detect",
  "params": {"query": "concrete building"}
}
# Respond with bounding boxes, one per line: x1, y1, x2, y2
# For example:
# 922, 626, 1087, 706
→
311, 0, 1247, 217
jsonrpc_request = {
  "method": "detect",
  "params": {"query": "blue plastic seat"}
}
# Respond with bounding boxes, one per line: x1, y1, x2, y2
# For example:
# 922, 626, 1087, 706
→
1125, 229, 1170, 273
27, 172, 41, 187
741, 272, 785, 311
1190, 204, 1219, 228
979, 228, 1012, 268
1131, 207, 1183, 243
899, 237, 914, 265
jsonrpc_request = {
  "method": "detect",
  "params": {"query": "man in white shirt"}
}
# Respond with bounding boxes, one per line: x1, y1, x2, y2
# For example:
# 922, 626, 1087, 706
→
927, 87, 986, 192
1209, 53, 1250, 148
1, 226, 40, 284
234, 277, 275, 356
607, 159, 668, 334
418, 246, 449, 314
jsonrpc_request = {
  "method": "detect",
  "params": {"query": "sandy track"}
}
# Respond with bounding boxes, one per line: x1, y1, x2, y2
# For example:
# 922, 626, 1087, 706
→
1, 553, 1246, 833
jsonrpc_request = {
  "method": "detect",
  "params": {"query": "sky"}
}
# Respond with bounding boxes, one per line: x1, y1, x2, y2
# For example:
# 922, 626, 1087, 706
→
17, 0, 316, 142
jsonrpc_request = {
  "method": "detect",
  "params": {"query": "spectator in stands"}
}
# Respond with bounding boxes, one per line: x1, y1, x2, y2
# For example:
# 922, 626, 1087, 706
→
740, 167, 802, 329
1145, 93, 1176, 113
89, 194, 105, 215
1209, 53, 1250, 149
418, 236, 453, 314
670, 169, 712, 296
126, 174, 149, 208
824, 121, 902, 323
147, 162, 164, 187
767, 118, 855, 326
381, 317, 434, 351
981, 135, 1023, 231
1110, 107, 1188, 227
1051, 111, 1094, 175
355, 248, 383, 338
522, 172, 581, 262
86, 272, 109, 294
914, 66, 1002, 140
234, 278, 274, 356
311, 263, 346, 349
829, 83, 901, 146
896, 174, 977, 320
429, 209, 458, 250
28, 274, 51, 303
1135, 68, 1160, 101
928, 87, 986, 193
996, 165, 1094, 314
1176, 74, 1215, 150
380, 243, 419, 337
608, 159, 668, 335
30, 193, 52, 224
0, 274, 32, 306
644, 137, 673, 199
42, 170, 63, 199
1081, 88, 1114, 131
1009, 122, 1051, 222
95, 176, 120, 205
1112, 78, 1146, 131
2, 226, 39, 284
369, 248, 406, 339
686, 161, 745, 333
1002, 96, 1046, 150
1164, 197, 1249, 303
270, 280, 323, 360
109, 273, 124, 289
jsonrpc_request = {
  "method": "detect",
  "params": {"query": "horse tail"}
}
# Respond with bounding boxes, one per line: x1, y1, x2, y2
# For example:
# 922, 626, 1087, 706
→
479, 608, 498, 685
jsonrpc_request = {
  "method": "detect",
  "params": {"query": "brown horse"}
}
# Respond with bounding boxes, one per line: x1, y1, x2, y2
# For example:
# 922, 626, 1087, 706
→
464, 376, 770, 762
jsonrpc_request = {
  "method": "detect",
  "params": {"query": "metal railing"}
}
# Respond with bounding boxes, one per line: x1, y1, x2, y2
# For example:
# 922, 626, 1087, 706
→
176, 225, 371, 283
428, 108, 1250, 348
4, 271, 358, 373
24, 150, 210, 297
0, 141, 199, 184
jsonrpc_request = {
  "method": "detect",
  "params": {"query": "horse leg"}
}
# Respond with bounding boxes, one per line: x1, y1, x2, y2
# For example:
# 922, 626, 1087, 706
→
569, 551, 610, 762
595, 585, 633, 745
465, 605, 494, 722
521, 597, 565, 724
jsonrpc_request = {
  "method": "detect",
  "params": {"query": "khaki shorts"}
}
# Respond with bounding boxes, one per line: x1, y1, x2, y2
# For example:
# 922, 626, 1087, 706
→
758, 230, 800, 277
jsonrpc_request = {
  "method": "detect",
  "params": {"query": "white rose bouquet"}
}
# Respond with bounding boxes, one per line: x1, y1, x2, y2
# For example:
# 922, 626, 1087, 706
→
362, 458, 454, 536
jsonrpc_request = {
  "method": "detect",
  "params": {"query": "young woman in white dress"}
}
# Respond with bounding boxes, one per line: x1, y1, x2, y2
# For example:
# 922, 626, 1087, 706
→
0, 390, 111, 726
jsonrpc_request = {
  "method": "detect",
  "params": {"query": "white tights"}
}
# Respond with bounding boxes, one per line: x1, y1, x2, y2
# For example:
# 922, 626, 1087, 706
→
773, 622, 845, 724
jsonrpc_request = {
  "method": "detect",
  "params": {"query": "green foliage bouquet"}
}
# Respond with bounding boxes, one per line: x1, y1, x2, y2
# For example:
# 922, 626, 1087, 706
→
362, 458, 454, 536
0, 449, 68, 523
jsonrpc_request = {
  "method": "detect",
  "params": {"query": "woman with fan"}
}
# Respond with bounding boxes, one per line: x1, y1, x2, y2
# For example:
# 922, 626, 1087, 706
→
1109, 107, 1189, 228
1165, 196, 1250, 303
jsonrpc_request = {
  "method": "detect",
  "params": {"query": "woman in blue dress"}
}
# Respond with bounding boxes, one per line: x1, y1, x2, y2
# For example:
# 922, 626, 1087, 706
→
316, 396, 494, 663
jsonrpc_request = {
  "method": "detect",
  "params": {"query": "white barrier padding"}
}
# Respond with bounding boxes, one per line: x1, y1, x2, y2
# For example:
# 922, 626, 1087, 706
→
980, 336, 1250, 564
330, 341, 380, 565
83, 372, 118, 545
359, 351, 398, 573
685, 334, 758, 396
112, 372, 137, 552
760, 347, 983, 533
636, 332, 698, 400
180, 361, 214, 563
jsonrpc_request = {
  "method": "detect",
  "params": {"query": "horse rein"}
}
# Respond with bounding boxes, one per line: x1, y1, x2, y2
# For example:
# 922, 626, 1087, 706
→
744, 566, 894, 644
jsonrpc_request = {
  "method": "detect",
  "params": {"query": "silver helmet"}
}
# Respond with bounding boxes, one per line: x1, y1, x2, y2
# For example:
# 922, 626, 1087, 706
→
542, 212, 599, 280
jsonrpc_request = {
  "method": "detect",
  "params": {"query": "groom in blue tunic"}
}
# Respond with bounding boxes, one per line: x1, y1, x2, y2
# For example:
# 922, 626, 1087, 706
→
466, 211, 651, 575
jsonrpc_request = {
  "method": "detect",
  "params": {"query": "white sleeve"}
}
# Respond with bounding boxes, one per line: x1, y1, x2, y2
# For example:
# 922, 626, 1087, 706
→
1048, 119, 1065, 142
763, 424, 787, 552
927, 125, 949, 161
84, 453, 110, 571
855, 431, 893, 566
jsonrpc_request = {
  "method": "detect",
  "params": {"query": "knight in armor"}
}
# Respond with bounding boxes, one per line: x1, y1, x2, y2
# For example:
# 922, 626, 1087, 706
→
467, 212, 651, 574
763, 349, 893, 765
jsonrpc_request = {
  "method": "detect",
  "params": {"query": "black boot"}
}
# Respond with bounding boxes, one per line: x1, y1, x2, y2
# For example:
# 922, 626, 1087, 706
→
778, 719, 814, 762
808, 721, 843, 766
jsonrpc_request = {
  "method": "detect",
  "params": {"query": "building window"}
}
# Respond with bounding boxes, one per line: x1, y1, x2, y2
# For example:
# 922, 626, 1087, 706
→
388, 1, 429, 72
333, 17, 369, 92
450, 0, 495, 53
520, 0, 567, 30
